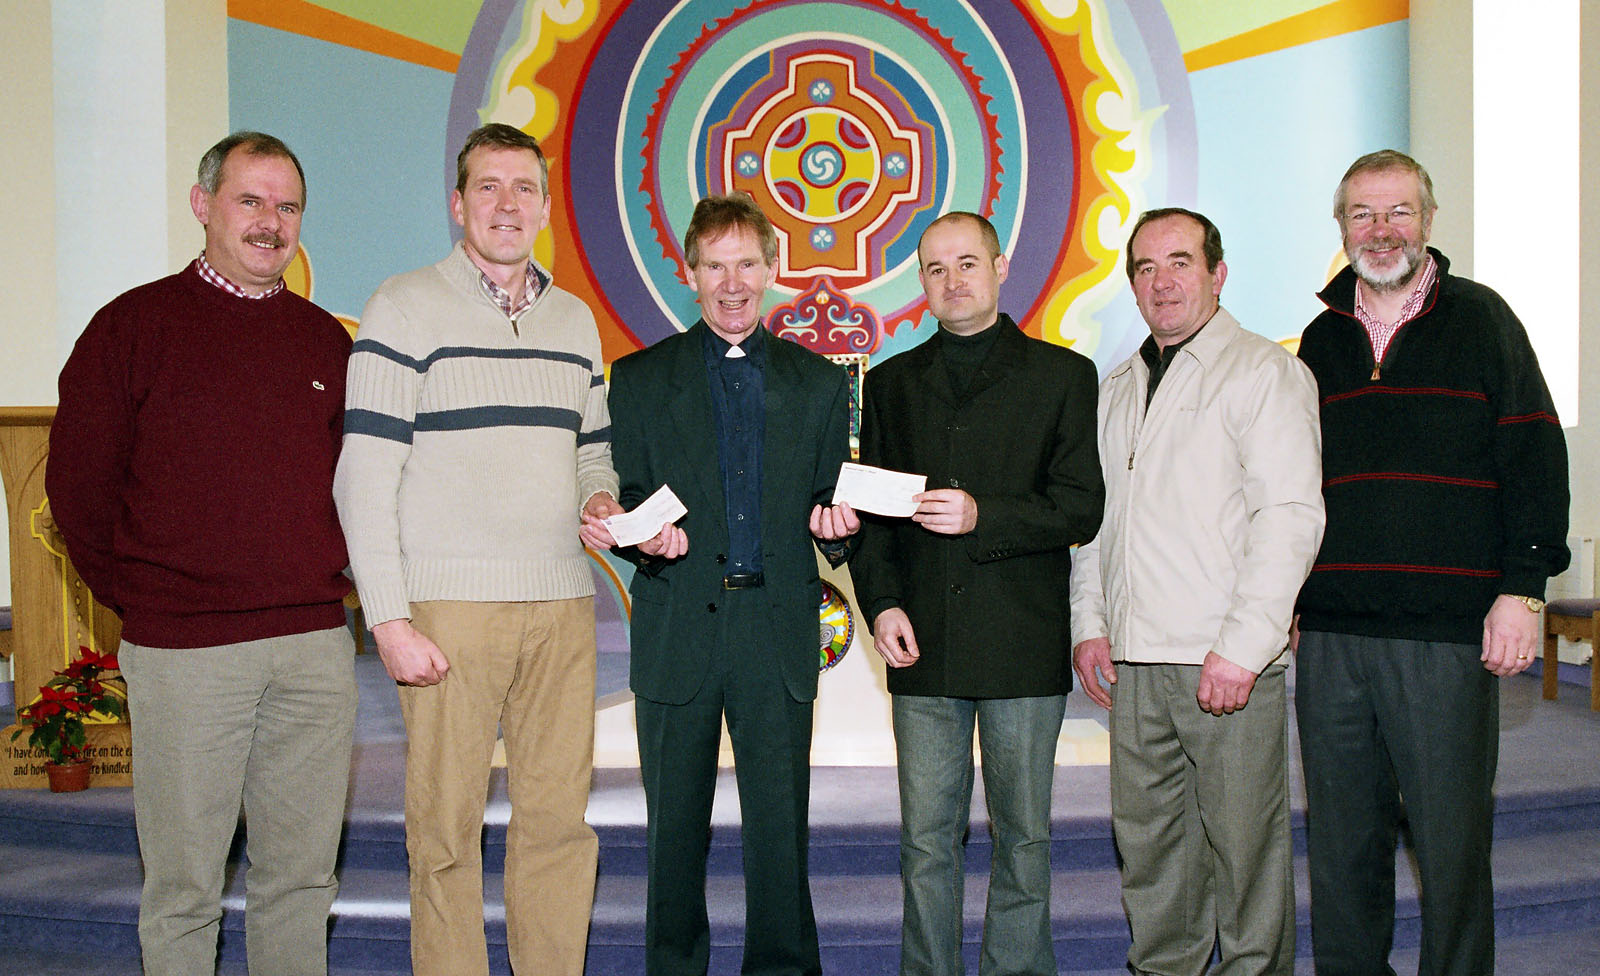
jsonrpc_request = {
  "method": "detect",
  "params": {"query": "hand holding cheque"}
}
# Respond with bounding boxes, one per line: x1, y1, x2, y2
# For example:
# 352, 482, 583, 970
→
581, 484, 689, 557
831, 462, 975, 534
586, 463, 964, 558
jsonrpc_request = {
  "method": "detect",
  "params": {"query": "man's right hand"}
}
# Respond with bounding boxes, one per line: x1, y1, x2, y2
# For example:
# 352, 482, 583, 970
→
372, 618, 450, 686
1072, 637, 1117, 709
872, 607, 921, 668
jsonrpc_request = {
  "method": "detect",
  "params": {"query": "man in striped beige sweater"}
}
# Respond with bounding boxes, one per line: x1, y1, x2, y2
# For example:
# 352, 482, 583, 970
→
334, 123, 620, 976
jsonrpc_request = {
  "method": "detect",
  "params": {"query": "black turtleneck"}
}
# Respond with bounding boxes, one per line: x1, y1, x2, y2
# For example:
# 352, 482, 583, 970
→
941, 320, 1004, 398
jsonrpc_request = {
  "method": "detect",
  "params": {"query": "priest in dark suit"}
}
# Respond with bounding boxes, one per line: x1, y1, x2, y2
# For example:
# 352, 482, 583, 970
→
584, 194, 858, 976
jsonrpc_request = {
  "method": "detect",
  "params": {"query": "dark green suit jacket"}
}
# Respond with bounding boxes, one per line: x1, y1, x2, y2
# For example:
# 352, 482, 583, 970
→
608, 321, 852, 705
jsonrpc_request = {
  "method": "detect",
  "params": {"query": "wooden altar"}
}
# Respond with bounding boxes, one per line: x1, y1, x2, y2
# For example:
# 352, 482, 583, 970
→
0, 407, 131, 788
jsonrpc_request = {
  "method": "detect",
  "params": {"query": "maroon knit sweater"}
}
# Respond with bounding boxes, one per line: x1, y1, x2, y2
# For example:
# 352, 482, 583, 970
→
47, 263, 353, 648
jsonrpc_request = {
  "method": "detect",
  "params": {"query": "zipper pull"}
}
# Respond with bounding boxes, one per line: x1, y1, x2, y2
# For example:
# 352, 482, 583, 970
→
1127, 451, 1135, 471
1370, 364, 1380, 381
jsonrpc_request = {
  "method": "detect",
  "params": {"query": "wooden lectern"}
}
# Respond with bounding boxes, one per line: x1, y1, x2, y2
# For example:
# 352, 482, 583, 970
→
1, 407, 132, 788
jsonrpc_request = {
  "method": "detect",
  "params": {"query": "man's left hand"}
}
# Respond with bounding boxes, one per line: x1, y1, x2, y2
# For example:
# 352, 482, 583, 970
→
579, 491, 624, 550
1196, 651, 1257, 716
810, 502, 861, 540
912, 489, 977, 535
1482, 594, 1540, 677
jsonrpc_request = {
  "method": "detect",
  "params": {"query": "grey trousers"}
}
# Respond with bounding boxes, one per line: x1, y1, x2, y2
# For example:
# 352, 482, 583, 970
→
120, 626, 356, 976
1296, 632, 1497, 976
1109, 662, 1294, 976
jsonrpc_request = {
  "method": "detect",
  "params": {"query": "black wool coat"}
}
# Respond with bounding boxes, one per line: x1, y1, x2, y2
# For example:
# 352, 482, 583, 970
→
850, 317, 1104, 698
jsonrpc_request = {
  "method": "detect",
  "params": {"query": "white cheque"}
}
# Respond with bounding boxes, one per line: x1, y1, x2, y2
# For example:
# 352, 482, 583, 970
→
831, 462, 927, 518
604, 484, 689, 548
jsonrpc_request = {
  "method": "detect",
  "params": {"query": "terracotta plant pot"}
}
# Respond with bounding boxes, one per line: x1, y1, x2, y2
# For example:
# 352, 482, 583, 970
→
45, 760, 91, 793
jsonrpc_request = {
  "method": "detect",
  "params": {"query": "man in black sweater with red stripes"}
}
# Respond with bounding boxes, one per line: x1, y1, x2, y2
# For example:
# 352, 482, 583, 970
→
1295, 150, 1570, 976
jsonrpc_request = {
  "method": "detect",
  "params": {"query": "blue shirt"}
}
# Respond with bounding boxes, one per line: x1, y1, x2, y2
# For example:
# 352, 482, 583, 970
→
702, 325, 765, 575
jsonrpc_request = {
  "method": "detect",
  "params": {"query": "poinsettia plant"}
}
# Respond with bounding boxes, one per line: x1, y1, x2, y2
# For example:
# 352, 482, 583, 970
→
10, 646, 126, 765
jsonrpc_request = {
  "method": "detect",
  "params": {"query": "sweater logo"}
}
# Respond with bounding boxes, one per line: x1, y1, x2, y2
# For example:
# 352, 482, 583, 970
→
312, 380, 326, 391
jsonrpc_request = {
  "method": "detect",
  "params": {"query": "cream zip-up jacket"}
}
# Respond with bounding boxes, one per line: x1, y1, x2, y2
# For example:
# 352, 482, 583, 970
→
1068, 308, 1325, 673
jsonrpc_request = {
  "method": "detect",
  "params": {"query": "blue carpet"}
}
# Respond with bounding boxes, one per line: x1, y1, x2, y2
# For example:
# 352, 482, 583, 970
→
2, 653, 1598, 974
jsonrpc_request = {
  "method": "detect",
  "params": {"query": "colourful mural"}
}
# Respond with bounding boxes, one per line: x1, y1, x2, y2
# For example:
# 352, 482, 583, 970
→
226, 0, 1409, 697
227, 0, 1409, 374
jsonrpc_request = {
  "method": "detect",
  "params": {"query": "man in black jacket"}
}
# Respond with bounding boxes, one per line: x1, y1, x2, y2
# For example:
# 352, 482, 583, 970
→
851, 211, 1104, 976
1295, 150, 1570, 976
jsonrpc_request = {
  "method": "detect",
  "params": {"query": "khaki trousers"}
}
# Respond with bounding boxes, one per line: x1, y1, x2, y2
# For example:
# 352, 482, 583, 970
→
400, 598, 598, 976
120, 626, 356, 976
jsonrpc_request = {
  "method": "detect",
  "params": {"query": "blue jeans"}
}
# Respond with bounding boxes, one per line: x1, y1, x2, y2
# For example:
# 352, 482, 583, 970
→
892, 694, 1065, 976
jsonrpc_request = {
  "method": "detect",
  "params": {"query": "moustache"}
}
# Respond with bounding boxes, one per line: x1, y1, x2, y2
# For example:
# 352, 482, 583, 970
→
244, 233, 286, 249
1361, 237, 1406, 252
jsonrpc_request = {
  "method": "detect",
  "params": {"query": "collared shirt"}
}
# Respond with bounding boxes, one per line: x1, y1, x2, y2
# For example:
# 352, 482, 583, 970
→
1138, 317, 1209, 409
478, 261, 547, 320
195, 251, 284, 299
1354, 253, 1437, 363
702, 325, 766, 576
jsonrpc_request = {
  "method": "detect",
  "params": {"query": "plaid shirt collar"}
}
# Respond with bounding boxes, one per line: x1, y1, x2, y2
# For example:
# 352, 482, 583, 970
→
478, 261, 547, 320
195, 251, 284, 300
1354, 252, 1436, 331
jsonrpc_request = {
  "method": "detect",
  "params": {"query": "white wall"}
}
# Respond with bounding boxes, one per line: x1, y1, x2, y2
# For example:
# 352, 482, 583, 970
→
1412, 0, 1597, 562
1, 2, 59, 410
0, 0, 225, 682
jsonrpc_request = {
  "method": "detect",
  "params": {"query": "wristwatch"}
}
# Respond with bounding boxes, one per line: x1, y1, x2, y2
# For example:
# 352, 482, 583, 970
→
1508, 594, 1547, 613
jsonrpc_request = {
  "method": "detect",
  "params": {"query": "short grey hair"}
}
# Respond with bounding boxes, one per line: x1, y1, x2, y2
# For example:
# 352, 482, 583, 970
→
1333, 149, 1437, 219
197, 131, 306, 206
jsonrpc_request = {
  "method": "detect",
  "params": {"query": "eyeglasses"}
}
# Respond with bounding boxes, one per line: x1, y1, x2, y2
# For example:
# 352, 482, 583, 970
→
1343, 207, 1419, 227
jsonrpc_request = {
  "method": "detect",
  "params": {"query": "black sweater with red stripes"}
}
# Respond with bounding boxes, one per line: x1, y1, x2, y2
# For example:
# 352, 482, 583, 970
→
1295, 249, 1570, 644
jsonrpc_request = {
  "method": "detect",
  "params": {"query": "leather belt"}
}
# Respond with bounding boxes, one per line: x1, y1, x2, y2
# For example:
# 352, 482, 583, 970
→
722, 572, 765, 590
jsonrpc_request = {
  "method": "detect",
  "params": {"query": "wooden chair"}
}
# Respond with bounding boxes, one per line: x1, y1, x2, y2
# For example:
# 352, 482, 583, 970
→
1542, 598, 1600, 711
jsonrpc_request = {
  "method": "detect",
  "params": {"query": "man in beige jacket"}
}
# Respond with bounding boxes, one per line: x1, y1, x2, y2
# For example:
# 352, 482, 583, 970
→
1068, 208, 1324, 976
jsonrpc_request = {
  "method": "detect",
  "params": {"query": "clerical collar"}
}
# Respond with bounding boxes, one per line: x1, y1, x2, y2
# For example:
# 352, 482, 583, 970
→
704, 323, 766, 363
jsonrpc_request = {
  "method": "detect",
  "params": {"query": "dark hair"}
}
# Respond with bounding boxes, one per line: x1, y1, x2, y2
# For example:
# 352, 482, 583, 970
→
918, 211, 1002, 261
1125, 207, 1224, 281
197, 131, 306, 206
455, 123, 548, 194
683, 193, 778, 267
1333, 149, 1437, 219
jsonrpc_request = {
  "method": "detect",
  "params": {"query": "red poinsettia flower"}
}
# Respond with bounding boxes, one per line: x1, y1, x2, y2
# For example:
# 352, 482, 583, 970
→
63, 645, 115, 677
20, 699, 60, 721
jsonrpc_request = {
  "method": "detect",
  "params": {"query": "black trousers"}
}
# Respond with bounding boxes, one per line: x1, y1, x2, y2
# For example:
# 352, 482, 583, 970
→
1295, 631, 1498, 976
634, 588, 821, 976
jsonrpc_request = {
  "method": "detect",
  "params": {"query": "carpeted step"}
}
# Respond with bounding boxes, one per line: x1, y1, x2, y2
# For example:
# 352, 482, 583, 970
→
7, 774, 1599, 879
10, 921, 1600, 976
4, 824, 1600, 974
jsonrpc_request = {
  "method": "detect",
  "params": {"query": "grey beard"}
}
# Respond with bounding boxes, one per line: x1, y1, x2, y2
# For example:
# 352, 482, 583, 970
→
1351, 246, 1422, 294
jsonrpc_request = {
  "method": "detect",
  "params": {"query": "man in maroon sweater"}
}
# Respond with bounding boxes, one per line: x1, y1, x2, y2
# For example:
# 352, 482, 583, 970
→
47, 132, 356, 976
